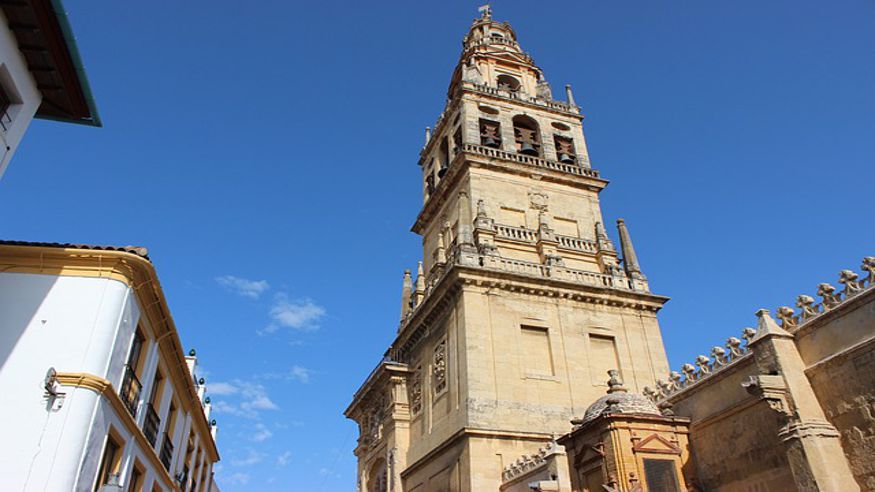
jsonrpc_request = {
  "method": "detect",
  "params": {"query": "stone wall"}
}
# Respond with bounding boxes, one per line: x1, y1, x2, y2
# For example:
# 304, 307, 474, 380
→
649, 256, 875, 491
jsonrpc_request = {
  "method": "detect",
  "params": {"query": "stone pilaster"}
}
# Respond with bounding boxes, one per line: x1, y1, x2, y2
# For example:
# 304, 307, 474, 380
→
746, 309, 860, 491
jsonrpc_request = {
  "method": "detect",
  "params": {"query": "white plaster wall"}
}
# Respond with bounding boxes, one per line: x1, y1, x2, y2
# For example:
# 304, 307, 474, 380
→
0, 10, 43, 179
0, 273, 130, 491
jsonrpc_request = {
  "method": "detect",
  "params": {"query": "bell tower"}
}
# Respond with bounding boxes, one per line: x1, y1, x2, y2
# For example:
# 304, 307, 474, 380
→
346, 7, 671, 492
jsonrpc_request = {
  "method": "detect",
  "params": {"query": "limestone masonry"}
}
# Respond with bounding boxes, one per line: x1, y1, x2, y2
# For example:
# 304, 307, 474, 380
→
345, 7, 874, 492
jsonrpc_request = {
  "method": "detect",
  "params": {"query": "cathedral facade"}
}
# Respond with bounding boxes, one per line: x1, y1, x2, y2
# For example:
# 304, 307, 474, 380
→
346, 8, 874, 492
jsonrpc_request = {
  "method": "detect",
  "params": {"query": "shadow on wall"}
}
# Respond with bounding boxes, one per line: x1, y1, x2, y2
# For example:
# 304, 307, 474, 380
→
0, 272, 62, 373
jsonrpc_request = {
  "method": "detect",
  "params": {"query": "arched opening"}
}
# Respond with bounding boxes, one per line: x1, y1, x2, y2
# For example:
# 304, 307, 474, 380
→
554, 135, 576, 163
513, 115, 541, 156
479, 118, 501, 148
367, 458, 388, 492
496, 74, 520, 93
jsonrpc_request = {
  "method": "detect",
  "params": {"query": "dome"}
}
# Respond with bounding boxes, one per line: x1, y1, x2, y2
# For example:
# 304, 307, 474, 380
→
575, 371, 661, 427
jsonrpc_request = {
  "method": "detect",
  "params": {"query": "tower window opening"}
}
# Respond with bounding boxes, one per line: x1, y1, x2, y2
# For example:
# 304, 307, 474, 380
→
425, 174, 435, 197
453, 127, 462, 154
513, 115, 540, 156
496, 74, 520, 93
438, 138, 449, 177
554, 135, 576, 163
479, 119, 501, 148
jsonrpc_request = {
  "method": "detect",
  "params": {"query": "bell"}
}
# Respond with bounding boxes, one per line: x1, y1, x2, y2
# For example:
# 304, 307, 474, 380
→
483, 136, 499, 147
519, 142, 538, 156
558, 153, 575, 163
437, 165, 448, 178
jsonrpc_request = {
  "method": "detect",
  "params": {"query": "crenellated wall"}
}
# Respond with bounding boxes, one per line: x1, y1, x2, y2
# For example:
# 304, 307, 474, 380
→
643, 255, 875, 491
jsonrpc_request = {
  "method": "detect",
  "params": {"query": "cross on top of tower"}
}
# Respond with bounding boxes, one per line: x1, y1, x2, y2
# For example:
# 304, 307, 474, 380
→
478, 4, 492, 20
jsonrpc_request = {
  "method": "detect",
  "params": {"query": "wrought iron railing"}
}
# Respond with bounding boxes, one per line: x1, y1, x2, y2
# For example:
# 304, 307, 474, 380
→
143, 403, 160, 447
119, 365, 142, 418
159, 434, 174, 471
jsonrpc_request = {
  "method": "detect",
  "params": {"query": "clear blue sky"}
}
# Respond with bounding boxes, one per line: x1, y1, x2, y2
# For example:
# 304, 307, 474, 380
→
2, 1, 874, 490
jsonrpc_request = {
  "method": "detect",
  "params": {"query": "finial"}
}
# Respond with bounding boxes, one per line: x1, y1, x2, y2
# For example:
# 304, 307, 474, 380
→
606, 369, 627, 393
424, 127, 431, 146
188, 349, 196, 357
753, 308, 791, 341
565, 84, 577, 107
616, 218, 645, 280
415, 262, 425, 290
476, 199, 487, 219
400, 270, 413, 321
478, 4, 492, 20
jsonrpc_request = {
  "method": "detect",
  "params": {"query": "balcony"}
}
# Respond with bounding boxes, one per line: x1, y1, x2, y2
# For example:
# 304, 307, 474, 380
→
119, 365, 142, 418
464, 82, 577, 114
462, 143, 599, 179
159, 434, 174, 471
143, 403, 160, 447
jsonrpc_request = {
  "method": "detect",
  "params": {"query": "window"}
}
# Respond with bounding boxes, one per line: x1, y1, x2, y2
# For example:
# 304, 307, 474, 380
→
496, 74, 520, 93
512, 115, 540, 156
582, 466, 604, 492
160, 402, 178, 471
521, 326, 554, 376
121, 329, 146, 417
144, 369, 164, 447
452, 127, 462, 154
589, 334, 620, 385
94, 431, 123, 491
643, 459, 681, 492
554, 135, 576, 163
479, 119, 501, 148
128, 462, 145, 492
0, 84, 11, 132
438, 138, 449, 177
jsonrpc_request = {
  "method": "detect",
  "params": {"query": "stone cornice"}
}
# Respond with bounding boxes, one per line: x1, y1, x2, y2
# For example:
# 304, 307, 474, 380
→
0, 244, 219, 461
401, 426, 555, 479
55, 372, 180, 491
344, 362, 410, 419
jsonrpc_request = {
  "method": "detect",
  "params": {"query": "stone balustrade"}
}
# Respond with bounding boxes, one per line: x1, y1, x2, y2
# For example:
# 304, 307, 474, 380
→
464, 82, 576, 113
556, 234, 598, 253
494, 223, 599, 254
495, 224, 537, 242
464, 36, 523, 52
774, 256, 875, 331
463, 143, 598, 178
501, 440, 561, 483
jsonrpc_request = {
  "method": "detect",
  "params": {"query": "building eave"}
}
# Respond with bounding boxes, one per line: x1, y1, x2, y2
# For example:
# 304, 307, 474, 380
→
1, 0, 101, 126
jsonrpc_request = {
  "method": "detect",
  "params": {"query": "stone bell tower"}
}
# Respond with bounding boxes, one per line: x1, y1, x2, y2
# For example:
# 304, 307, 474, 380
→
346, 7, 671, 491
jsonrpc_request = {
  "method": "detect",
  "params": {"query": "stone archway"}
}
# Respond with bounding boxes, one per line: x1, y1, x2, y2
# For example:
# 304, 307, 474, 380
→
367, 457, 387, 492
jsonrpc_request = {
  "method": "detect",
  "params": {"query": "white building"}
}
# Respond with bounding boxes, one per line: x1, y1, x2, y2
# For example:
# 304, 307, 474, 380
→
0, 0, 100, 179
0, 242, 220, 492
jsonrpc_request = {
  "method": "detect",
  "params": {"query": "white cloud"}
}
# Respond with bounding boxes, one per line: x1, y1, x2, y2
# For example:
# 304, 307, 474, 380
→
251, 423, 273, 442
225, 473, 250, 486
216, 275, 270, 299
288, 365, 312, 384
276, 451, 292, 467
211, 380, 278, 418
208, 381, 239, 396
232, 449, 265, 467
268, 294, 325, 331
259, 365, 314, 384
